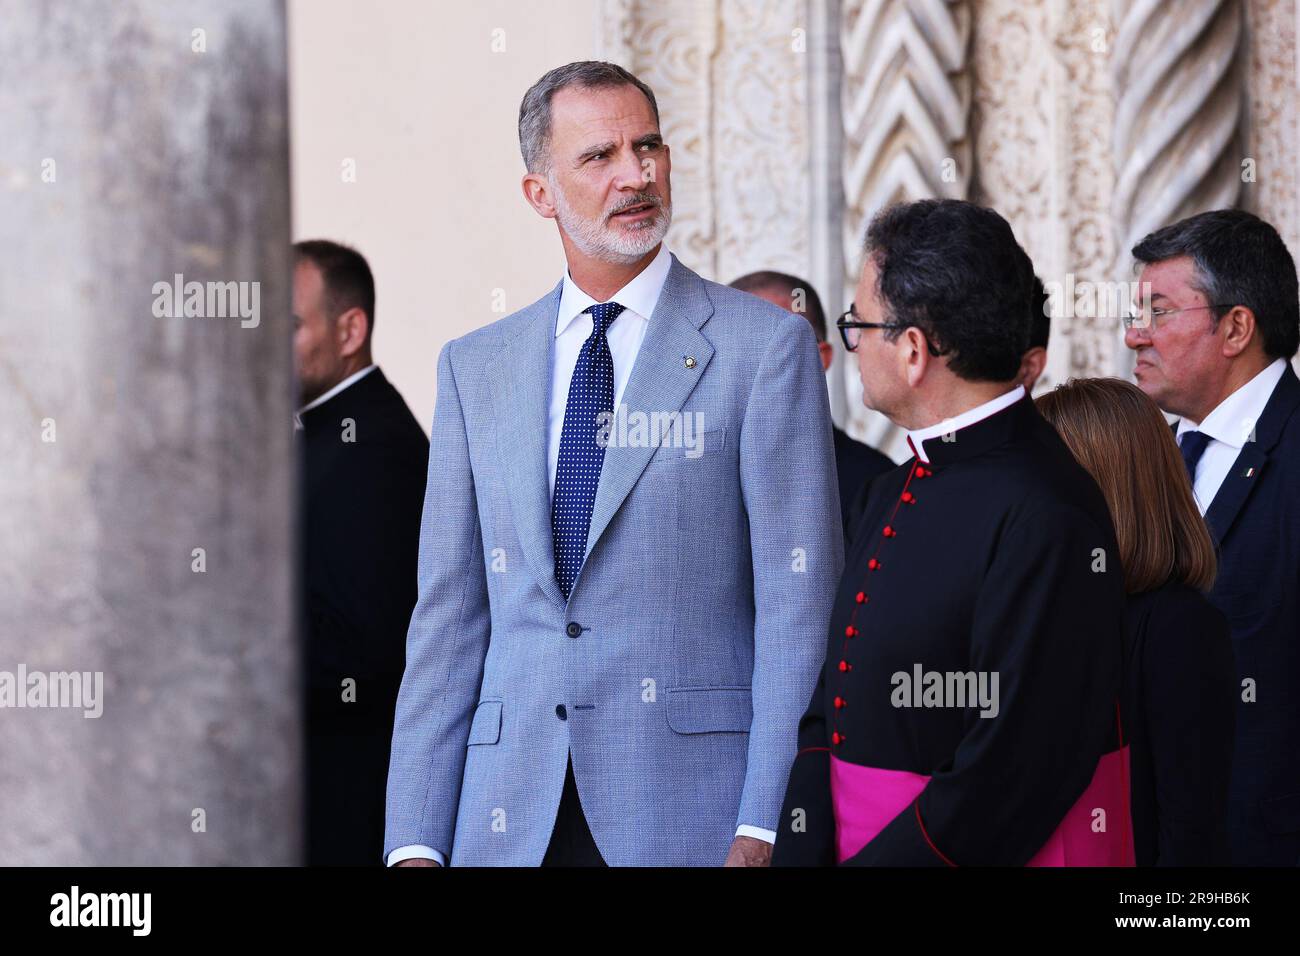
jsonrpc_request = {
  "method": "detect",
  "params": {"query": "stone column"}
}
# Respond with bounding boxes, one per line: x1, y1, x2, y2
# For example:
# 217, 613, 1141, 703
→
839, 0, 973, 458
0, 0, 298, 864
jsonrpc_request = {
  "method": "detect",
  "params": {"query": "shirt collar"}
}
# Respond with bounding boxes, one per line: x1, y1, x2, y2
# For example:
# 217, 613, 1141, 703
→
554, 244, 672, 337
905, 385, 1027, 464
295, 364, 378, 427
1176, 357, 1287, 449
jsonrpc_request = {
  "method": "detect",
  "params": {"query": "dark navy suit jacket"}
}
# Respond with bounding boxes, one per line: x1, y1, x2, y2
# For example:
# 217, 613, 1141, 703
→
1194, 362, 1300, 865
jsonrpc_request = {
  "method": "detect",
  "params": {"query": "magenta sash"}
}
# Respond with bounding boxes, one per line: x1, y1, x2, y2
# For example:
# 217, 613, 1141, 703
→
830, 750, 1134, 866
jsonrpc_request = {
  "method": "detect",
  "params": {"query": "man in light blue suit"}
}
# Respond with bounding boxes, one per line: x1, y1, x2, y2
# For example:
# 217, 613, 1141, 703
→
385, 61, 841, 867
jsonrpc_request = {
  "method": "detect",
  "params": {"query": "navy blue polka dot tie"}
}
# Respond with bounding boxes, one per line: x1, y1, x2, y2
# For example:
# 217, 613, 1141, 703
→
552, 301, 625, 599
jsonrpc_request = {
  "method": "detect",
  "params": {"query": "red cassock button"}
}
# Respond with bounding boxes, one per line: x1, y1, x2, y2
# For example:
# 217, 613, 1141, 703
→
834, 696, 846, 709
868, 558, 881, 570
832, 731, 844, 745
901, 491, 914, 503
883, 525, 895, 537
845, 625, 857, 638
838, 660, 851, 672
855, 591, 866, 604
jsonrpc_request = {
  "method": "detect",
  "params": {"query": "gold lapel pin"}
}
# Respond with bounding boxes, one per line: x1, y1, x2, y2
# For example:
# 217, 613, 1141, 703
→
684, 356, 696, 369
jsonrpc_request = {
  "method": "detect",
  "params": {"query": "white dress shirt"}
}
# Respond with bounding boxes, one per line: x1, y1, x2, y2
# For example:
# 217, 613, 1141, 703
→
904, 385, 1027, 463
1175, 358, 1287, 515
388, 246, 774, 865
545, 243, 670, 498
293, 364, 378, 430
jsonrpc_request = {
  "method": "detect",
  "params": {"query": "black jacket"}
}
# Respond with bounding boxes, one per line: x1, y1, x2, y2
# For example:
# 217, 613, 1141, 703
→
1193, 363, 1300, 865
1122, 583, 1235, 866
298, 367, 429, 864
832, 425, 894, 534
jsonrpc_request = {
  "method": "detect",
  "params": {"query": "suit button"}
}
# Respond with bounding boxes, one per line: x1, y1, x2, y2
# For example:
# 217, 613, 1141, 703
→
566, 622, 582, 638
556, 704, 567, 720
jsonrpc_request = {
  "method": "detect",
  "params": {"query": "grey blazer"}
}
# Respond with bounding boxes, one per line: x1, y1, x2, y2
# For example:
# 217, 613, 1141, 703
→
384, 254, 843, 865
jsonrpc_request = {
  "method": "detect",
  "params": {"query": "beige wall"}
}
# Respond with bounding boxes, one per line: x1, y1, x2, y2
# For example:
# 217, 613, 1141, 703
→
288, 0, 600, 431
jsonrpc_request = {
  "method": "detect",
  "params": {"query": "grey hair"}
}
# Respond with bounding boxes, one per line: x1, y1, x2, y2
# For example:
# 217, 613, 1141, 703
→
518, 61, 660, 174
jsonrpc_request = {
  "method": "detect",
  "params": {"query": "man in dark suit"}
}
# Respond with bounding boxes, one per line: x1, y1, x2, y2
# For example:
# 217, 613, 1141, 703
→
293, 239, 429, 865
1127, 209, 1300, 866
730, 271, 894, 525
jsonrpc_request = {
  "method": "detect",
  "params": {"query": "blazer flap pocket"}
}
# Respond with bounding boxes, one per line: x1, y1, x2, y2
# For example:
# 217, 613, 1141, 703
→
666, 686, 753, 734
467, 699, 502, 745
648, 427, 726, 464
1260, 790, 1300, 835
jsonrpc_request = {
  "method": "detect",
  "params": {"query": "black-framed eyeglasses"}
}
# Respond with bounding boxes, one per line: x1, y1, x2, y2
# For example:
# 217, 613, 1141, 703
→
836, 305, 941, 357
836, 305, 903, 352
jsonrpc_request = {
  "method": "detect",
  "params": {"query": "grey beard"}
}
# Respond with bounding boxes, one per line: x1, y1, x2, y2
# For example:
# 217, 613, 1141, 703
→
552, 181, 672, 265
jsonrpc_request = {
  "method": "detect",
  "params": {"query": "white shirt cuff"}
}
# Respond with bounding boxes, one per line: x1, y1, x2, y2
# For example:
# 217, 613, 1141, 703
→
735, 825, 776, 845
386, 844, 446, 867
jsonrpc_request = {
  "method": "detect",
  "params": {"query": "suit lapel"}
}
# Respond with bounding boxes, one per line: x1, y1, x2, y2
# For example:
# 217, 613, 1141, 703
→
581, 256, 715, 566
1204, 444, 1269, 546
1203, 364, 1300, 546
490, 282, 567, 607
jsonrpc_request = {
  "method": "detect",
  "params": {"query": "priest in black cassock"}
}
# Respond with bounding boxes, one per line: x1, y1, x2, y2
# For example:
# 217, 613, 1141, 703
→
773, 200, 1130, 866
293, 240, 430, 865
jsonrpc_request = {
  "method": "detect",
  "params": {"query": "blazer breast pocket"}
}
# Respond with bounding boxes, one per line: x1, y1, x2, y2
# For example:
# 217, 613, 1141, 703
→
466, 699, 502, 745
646, 427, 726, 466
665, 685, 753, 734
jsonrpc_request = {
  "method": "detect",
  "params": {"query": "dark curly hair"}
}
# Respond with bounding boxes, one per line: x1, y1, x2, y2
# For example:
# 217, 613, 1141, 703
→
864, 199, 1035, 382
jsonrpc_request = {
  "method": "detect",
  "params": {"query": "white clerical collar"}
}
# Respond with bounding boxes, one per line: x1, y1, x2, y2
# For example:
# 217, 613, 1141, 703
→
1175, 357, 1287, 450
905, 385, 1026, 463
295, 364, 378, 429
555, 244, 672, 337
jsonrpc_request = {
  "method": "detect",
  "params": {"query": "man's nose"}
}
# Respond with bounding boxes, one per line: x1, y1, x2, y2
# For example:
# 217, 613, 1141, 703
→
1123, 326, 1146, 351
612, 148, 648, 190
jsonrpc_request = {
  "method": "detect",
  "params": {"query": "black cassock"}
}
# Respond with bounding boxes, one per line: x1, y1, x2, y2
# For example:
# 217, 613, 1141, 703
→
774, 395, 1128, 866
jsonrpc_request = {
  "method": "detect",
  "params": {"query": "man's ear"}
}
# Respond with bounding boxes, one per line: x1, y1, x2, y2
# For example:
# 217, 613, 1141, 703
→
335, 306, 370, 359
1018, 346, 1047, 392
522, 172, 557, 220
817, 340, 834, 373
1219, 305, 1258, 359
902, 326, 931, 388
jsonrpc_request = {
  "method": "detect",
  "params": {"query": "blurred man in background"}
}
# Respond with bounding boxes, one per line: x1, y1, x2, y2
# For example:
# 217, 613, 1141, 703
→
293, 239, 429, 865
731, 270, 894, 528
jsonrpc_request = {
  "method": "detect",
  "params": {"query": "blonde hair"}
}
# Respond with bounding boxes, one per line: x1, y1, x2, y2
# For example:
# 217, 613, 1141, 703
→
1036, 378, 1216, 594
